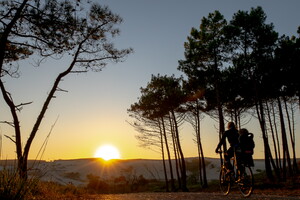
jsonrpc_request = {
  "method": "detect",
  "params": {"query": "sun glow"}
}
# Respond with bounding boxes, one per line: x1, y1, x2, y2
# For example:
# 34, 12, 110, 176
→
94, 145, 121, 161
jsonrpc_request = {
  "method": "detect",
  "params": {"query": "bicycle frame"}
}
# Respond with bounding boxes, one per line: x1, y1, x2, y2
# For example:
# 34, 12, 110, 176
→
218, 150, 254, 197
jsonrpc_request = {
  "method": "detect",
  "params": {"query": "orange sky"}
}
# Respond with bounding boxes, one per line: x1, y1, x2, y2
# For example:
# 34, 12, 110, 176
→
1, 0, 300, 161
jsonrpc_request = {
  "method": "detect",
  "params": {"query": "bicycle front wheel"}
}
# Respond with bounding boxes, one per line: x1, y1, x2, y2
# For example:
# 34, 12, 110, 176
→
238, 166, 254, 197
219, 166, 231, 196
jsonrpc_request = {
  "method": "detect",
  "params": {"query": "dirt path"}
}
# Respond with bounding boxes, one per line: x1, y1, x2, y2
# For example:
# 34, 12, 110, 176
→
69, 192, 299, 200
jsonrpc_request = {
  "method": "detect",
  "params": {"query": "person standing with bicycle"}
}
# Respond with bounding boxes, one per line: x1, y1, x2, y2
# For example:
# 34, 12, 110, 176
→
215, 122, 240, 174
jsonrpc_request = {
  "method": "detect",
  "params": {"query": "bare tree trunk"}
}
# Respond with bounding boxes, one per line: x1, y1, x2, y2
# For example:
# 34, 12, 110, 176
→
199, 137, 207, 188
169, 115, 181, 190
159, 120, 169, 192
255, 99, 273, 180
176, 138, 182, 176
0, 80, 25, 177
298, 94, 300, 112
173, 138, 181, 190
266, 102, 280, 170
171, 110, 188, 192
283, 97, 298, 174
216, 105, 225, 166
0, 0, 30, 179
271, 101, 282, 170
196, 142, 203, 186
195, 117, 203, 186
0, 0, 29, 69
195, 109, 207, 188
173, 127, 183, 189
161, 117, 175, 191
234, 107, 239, 129
289, 101, 298, 174
277, 97, 293, 180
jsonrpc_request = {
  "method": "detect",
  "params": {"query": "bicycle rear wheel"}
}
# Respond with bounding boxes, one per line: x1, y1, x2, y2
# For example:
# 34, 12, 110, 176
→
219, 166, 231, 195
238, 166, 254, 197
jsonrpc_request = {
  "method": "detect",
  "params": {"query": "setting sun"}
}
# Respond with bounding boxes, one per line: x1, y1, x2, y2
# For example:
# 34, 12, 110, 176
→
94, 145, 121, 161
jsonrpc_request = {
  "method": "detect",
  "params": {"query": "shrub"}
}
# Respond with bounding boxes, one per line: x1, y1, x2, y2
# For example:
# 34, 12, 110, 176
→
0, 167, 38, 200
33, 181, 85, 199
63, 172, 82, 181
86, 174, 109, 193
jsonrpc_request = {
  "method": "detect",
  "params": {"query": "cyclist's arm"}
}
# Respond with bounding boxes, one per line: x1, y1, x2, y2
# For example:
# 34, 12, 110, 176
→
216, 132, 227, 152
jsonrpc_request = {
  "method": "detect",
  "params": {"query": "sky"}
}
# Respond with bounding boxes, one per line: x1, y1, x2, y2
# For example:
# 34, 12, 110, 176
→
1, 0, 300, 161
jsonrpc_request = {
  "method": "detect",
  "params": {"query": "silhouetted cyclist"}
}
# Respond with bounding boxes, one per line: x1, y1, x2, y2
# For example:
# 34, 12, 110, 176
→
215, 122, 240, 173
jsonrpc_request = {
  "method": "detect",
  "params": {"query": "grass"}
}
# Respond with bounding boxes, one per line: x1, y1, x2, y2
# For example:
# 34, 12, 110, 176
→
33, 181, 86, 199
0, 167, 38, 200
254, 170, 300, 191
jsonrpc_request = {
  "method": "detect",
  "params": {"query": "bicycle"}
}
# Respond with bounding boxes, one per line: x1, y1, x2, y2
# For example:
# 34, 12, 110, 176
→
217, 149, 254, 197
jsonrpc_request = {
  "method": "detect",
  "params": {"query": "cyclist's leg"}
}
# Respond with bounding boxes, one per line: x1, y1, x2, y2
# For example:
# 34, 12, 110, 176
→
236, 153, 243, 180
238, 166, 254, 197
225, 147, 234, 172
219, 165, 231, 195
236, 165, 245, 183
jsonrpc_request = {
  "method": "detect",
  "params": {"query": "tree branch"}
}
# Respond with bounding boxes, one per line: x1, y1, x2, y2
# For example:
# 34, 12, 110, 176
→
15, 101, 33, 112
23, 36, 85, 160
0, 121, 15, 127
70, 70, 88, 73
4, 134, 16, 144
56, 87, 68, 93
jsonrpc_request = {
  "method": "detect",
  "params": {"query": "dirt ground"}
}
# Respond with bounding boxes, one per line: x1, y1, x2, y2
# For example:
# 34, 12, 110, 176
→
51, 190, 300, 200
92, 192, 300, 200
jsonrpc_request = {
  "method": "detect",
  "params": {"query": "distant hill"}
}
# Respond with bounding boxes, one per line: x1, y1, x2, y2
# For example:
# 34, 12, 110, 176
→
0, 157, 265, 186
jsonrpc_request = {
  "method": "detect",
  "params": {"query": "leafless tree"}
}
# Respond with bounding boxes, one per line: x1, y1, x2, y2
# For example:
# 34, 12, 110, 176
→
0, 0, 132, 178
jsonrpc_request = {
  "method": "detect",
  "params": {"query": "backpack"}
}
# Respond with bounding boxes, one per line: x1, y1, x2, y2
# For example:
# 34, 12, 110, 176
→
238, 132, 255, 167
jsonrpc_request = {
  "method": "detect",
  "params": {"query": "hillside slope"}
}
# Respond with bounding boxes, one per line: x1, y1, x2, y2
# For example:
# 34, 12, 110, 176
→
5, 157, 264, 186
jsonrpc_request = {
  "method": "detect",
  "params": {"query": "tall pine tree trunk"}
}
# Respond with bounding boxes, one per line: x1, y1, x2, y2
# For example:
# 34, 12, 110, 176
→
159, 120, 169, 192
277, 97, 293, 180
195, 109, 207, 188
169, 115, 181, 190
255, 99, 273, 180
161, 117, 175, 191
283, 97, 298, 174
271, 101, 282, 170
266, 102, 280, 170
171, 110, 188, 192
